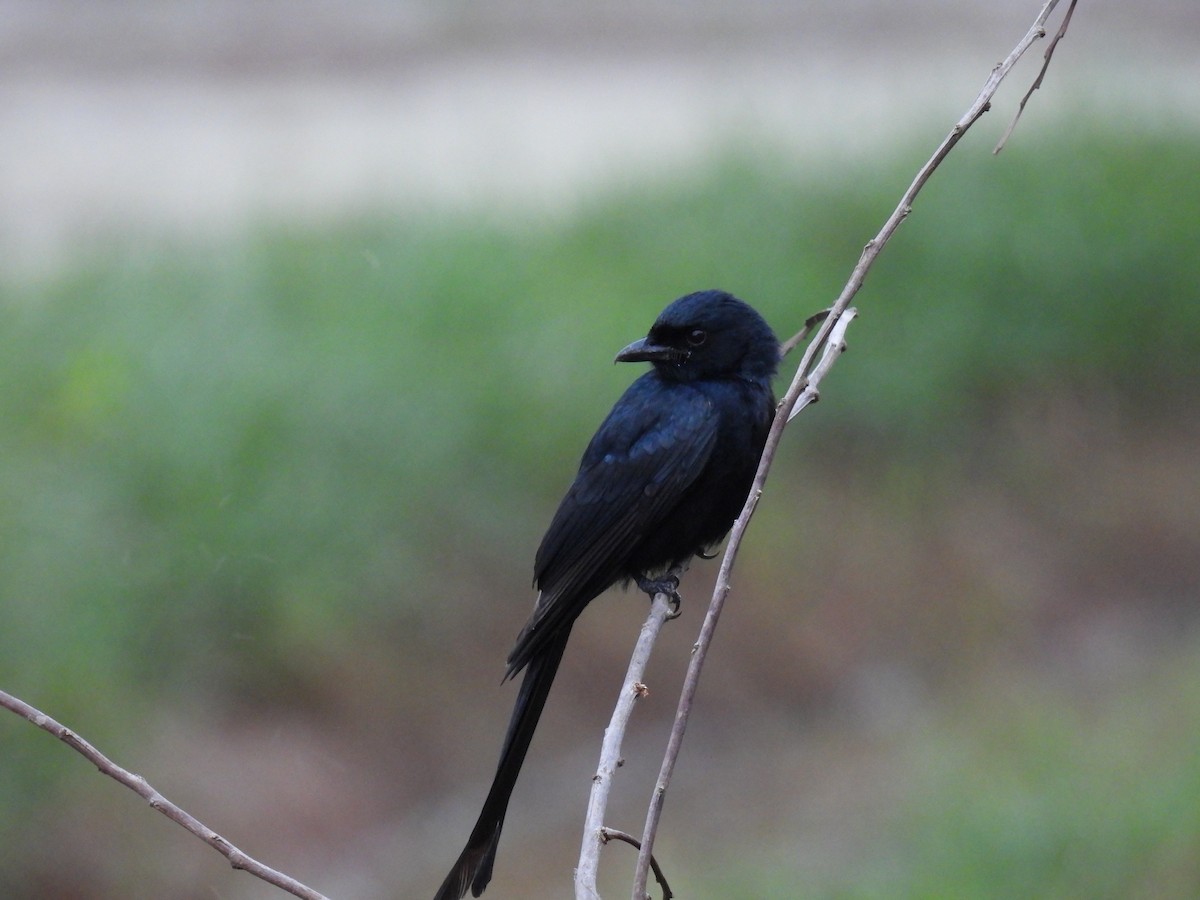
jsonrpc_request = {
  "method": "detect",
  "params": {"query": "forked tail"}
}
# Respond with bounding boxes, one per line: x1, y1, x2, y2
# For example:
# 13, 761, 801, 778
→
433, 626, 572, 899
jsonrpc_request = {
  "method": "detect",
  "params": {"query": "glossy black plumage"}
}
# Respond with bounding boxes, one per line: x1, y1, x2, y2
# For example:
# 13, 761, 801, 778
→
434, 290, 778, 899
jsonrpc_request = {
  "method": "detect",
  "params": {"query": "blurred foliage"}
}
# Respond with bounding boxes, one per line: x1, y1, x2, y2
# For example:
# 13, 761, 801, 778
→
702, 632, 1200, 899
0, 123, 1198, 897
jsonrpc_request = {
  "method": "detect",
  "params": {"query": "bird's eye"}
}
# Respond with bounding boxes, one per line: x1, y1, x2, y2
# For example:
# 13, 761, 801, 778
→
686, 329, 707, 347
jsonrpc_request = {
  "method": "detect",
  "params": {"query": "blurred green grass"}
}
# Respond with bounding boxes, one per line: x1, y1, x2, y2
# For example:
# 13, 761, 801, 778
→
1, 123, 1198, 897
703, 632, 1200, 899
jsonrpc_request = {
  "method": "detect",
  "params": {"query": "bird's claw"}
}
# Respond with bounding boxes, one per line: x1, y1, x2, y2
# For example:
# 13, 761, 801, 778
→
636, 573, 678, 597
636, 574, 682, 619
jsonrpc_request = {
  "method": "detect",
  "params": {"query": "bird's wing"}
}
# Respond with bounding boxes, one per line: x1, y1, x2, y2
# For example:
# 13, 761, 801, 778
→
507, 385, 717, 675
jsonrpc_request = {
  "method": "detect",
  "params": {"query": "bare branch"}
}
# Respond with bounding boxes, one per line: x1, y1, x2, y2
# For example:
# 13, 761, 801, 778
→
995, 0, 1080, 154
629, 1, 1073, 896
0, 689, 329, 900
575, 589, 677, 899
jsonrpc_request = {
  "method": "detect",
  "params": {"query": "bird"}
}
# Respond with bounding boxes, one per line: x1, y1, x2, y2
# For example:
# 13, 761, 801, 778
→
434, 289, 779, 899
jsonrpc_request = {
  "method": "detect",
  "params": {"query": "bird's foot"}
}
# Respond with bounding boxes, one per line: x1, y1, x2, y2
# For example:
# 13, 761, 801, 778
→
636, 572, 678, 598
636, 574, 682, 619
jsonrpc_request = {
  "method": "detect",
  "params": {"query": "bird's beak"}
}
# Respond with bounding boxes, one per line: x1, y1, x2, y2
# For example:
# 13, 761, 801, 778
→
614, 337, 681, 364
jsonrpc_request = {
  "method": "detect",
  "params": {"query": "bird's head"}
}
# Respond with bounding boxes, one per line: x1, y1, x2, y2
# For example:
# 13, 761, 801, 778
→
614, 290, 779, 384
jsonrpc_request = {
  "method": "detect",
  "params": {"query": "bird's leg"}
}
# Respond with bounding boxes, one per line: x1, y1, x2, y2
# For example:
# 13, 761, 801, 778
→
636, 572, 683, 619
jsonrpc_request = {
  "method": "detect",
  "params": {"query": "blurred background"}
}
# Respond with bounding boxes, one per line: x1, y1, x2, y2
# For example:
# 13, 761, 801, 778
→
2, 1, 1199, 897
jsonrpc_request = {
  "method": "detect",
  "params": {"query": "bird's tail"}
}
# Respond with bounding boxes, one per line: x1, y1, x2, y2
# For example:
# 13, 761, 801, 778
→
434, 625, 572, 900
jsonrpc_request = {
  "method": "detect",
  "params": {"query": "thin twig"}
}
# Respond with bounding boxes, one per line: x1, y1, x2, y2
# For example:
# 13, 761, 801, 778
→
787, 308, 858, 423
995, 0, 1079, 154
575, 589, 677, 899
779, 307, 832, 358
599, 828, 673, 899
0, 689, 329, 900
629, 1, 1071, 896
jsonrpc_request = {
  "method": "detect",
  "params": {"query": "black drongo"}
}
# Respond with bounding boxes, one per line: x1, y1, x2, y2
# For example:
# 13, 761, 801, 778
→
435, 290, 779, 899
